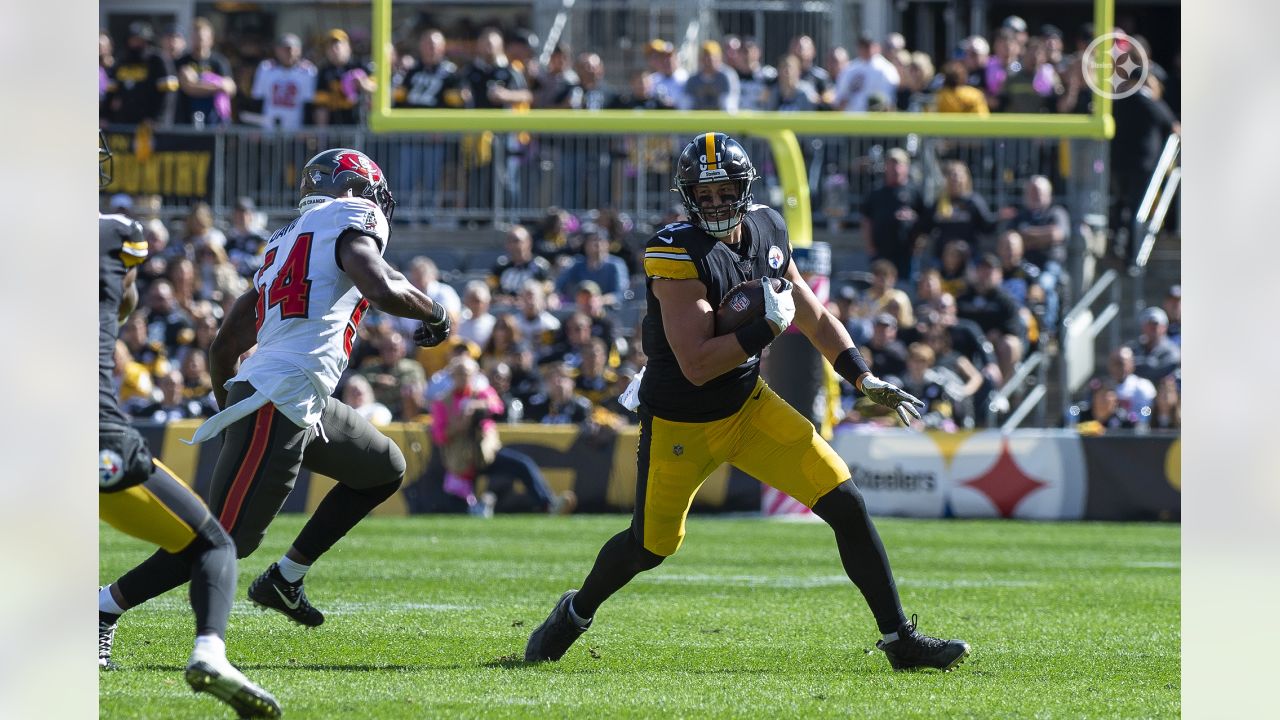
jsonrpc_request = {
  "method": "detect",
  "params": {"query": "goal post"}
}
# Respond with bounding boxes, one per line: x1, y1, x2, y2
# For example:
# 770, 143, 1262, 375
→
369, 0, 1115, 247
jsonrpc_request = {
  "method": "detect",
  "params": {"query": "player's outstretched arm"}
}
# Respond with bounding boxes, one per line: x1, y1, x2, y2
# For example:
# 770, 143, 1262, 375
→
209, 287, 260, 409
653, 278, 764, 386
337, 231, 451, 346
784, 259, 923, 426
118, 268, 139, 324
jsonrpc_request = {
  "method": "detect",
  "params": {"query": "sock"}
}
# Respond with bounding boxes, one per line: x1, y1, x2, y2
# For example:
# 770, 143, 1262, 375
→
192, 633, 227, 663
276, 555, 311, 584
567, 598, 591, 628
573, 528, 665, 619
99, 585, 125, 616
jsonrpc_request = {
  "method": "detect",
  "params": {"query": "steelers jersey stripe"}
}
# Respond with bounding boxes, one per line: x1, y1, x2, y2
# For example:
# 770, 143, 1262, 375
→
644, 257, 699, 280
644, 251, 690, 261
705, 132, 718, 171
645, 247, 688, 256
121, 240, 149, 267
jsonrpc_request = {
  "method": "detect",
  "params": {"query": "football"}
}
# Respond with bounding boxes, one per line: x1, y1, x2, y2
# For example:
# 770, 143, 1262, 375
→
714, 277, 787, 335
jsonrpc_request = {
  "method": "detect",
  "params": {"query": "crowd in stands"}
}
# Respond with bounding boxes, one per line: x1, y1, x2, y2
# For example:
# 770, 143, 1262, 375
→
100, 16, 1179, 129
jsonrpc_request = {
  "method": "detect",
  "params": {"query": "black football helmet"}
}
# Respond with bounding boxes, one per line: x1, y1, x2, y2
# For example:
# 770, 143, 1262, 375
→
298, 148, 396, 221
99, 130, 113, 189
674, 132, 757, 237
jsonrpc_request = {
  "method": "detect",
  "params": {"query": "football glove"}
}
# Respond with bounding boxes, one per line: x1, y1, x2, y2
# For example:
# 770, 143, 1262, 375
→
763, 278, 796, 333
414, 310, 452, 348
860, 375, 925, 426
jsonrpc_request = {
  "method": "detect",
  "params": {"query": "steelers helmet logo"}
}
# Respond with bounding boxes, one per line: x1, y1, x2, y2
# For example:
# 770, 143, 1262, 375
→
100, 449, 126, 489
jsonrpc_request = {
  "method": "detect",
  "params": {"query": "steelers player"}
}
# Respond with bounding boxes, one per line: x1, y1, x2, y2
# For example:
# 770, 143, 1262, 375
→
97, 132, 280, 717
527, 132, 970, 671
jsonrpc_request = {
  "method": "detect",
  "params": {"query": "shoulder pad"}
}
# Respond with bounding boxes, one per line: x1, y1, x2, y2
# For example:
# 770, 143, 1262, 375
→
644, 223, 702, 281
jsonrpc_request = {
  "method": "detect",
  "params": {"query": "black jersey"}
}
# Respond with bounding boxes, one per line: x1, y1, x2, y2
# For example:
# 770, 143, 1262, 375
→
100, 214, 148, 424
638, 206, 793, 422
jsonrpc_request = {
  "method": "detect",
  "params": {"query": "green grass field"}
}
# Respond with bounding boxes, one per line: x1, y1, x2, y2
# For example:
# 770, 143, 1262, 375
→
100, 515, 1179, 719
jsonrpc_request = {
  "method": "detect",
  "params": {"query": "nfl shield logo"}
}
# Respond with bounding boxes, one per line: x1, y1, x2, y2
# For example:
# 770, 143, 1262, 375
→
729, 292, 749, 313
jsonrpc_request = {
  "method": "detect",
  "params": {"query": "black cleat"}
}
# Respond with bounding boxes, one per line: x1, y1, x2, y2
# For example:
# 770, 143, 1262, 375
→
248, 563, 324, 627
98, 615, 118, 670
876, 614, 970, 671
525, 590, 590, 661
185, 659, 282, 718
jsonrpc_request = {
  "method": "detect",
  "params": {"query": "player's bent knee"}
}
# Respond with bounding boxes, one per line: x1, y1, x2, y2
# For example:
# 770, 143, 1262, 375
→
388, 443, 407, 482
811, 479, 868, 523
625, 531, 667, 570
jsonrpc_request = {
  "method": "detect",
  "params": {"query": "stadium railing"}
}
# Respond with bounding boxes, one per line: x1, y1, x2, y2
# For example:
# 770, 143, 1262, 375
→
1058, 268, 1123, 423
1128, 133, 1181, 317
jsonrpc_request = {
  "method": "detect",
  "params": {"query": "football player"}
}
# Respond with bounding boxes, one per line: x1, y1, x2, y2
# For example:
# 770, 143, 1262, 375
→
99, 147, 452, 633
97, 131, 281, 717
527, 133, 970, 671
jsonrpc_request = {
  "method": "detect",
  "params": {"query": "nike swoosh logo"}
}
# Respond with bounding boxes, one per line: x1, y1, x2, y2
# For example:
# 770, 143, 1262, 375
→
273, 585, 301, 610
658, 235, 674, 244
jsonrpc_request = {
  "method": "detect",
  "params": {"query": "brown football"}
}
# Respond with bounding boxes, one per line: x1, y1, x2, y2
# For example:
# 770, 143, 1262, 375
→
714, 277, 787, 335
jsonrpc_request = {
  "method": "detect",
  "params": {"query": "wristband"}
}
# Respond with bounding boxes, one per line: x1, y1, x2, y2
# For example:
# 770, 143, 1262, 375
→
425, 301, 446, 325
833, 347, 871, 389
734, 317, 777, 357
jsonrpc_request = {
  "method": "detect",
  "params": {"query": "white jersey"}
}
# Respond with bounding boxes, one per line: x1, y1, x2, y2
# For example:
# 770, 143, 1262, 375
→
232, 197, 389, 428
252, 59, 316, 130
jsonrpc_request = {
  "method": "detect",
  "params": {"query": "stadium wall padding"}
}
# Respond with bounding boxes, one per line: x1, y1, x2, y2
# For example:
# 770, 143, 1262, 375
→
137, 422, 1179, 521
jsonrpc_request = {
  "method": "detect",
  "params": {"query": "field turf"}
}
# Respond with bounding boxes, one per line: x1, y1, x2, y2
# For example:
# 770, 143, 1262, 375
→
100, 514, 1179, 719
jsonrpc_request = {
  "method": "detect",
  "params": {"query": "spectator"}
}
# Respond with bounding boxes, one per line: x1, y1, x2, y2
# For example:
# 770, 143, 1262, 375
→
532, 43, 579, 108
865, 259, 915, 328
996, 229, 1056, 336
725, 36, 776, 111
515, 280, 561, 349
465, 28, 533, 110
575, 337, 619, 406
860, 148, 925, 281
923, 322, 985, 426
762, 55, 820, 112
358, 328, 426, 419
572, 281, 621, 358
681, 41, 740, 112
1070, 378, 1136, 434
394, 28, 467, 109
935, 60, 989, 114
250, 33, 316, 130
789, 35, 835, 108
833, 284, 872, 346
490, 225, 553, 301
835, 35, 900, 112
609, 69, 666, 110
535, 363, 594, 425
458, 280, 497, 348
1163, 284, 1181, 347
482, 313, 523, 366
956, 254, 1025, 384
1150, 374, 1181, 430
434, 356, 574, 514
113, 341, 155, 407
824, 46, 850, 89
99, 30, 115, 117
644, 39, 686, 109
896, 52, 936, 111
984, 29, 1022, 110
1106, 346, 1156, 420
1056, 42, 1092, 114
158, 25, 186, 70
144, 279, 193, 355
900, 342, 955, 430
120, 312, 170, 378
1111, 72, 1179, 264
937, 292, 1003, 388
224, 197, 268, 275
921, 161, 998, 261
104, 22, 178, 124
938, 239, 972, 299
1129, 307, 1181, 383
1003, 15, 1030, 47
178, 348, 218, 409
342, 375, 393, 426
133, 369, 210, 422
567, 52, 617, 110
531, 207, 579, 262
915, 268, 944, 313
408, 256, 462, 318
313, 29, 374, 126
865, 313, 908, 380
414, 308, 481, 382
484, 362, 521, 422
554, 227, 630, 305
959, 35, 990, 89
541, 312, 595, 368
1007, 175, 1070, 289
174, 18, 235, 127
166, 257, 201, 317
180, 202, 227, 254
138, 221, 174, 287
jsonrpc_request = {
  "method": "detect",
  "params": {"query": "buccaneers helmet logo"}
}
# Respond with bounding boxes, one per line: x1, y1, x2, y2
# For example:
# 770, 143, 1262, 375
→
334, 151, 382, 183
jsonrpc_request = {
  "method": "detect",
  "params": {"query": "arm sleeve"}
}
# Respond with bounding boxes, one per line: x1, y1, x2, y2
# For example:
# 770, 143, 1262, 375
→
643, 236, 701, 280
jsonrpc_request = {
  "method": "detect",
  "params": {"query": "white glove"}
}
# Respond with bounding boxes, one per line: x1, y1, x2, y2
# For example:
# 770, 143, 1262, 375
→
763, 278, 796, 333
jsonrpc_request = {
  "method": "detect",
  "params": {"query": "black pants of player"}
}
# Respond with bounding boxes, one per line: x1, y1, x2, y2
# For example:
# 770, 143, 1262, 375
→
102, 424, 235, 639
111, 382, 405, 607
572, 479, 909, 634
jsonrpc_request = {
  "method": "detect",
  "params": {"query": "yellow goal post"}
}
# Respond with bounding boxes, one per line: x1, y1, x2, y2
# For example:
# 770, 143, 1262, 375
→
369, 0, 1115, 247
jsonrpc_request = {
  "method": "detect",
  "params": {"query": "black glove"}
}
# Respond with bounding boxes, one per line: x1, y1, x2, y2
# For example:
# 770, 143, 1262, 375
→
860, 375, 925, 427
414, 305, 452, 348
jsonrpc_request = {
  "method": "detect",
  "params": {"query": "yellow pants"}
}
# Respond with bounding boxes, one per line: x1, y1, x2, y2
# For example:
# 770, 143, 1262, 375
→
99, 460, 203, 553
636, 378, 848, 556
